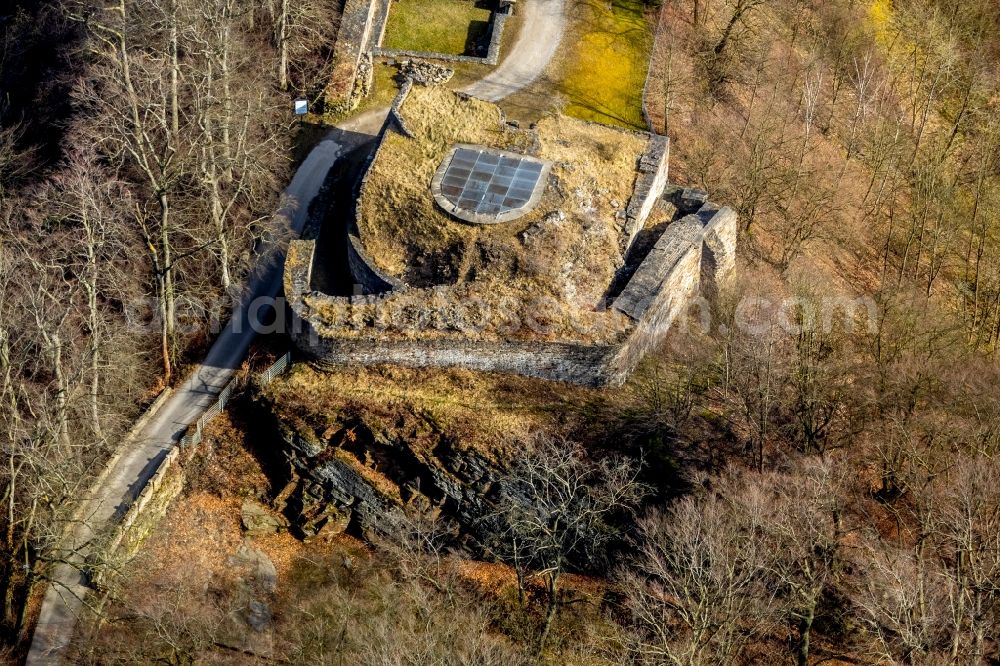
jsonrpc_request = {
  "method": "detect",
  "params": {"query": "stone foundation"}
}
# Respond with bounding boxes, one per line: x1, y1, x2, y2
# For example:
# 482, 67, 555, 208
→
373, 6, 511, 66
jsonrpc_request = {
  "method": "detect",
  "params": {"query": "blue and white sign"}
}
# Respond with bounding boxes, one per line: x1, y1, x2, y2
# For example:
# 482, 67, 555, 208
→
293, 99, 308, 115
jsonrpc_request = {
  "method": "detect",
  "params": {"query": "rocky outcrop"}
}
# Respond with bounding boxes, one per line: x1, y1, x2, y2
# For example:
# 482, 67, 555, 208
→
241, 500, 289, 536
266, 399, 511, 547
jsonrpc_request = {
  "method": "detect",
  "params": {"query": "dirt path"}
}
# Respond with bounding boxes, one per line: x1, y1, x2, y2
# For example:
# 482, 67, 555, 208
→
26, 0, 566, 661
461, 0, 566, 102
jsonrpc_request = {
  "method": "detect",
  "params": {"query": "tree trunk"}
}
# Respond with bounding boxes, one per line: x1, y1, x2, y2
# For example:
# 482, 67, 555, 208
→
220, 16, 233, 177
82, 211, 104, 439
796, 603, 815, 666
278, 0, 290, 91
169, 0, 180, 137
537, 571, 560, 656
158, 268, 173, 385
155, 190, 175, 384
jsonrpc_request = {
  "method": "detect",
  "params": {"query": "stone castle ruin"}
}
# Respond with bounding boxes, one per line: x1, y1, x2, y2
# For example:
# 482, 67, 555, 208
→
285, 82, 737, 386
324, 0, 511, 114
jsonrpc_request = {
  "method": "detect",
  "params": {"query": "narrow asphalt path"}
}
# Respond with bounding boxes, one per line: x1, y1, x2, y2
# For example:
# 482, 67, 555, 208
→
25, 130, 361, 665
26, 1, 565, 660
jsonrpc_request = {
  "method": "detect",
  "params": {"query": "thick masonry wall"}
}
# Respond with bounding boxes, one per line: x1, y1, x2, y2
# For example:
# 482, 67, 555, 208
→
613, 214, 702, 321
701, 205, 738, 288
285, 206, 737, 386
344, 82, 412, 294
607, 222, 704, 380
347, 234, 404, 293
326, 0, 385, 113
303, 334, 616, 386
623, 135, 670, 253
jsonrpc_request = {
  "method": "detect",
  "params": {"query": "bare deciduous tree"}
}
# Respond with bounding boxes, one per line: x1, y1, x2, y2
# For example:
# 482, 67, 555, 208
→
487, 436, 645, 655
619, 472, 779, 665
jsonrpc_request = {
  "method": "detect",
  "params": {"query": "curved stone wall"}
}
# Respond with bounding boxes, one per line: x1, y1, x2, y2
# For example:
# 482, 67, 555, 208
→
284, 204, 738, 387
345, 81, 413, 294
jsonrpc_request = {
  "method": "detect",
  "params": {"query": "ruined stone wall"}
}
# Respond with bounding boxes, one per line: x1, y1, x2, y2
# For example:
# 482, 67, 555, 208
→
344, 82, 413, 294
623, 134, 670, 254
325, 0, 386, 113
284, 204, 737, 387
287, 240, 617, 384
373, 7, 510, 66
300, 330, 616, 385
288, 82, 737, 387
700, 205, 738, 294
607, 217, 705, 381
346, 234, 405, 293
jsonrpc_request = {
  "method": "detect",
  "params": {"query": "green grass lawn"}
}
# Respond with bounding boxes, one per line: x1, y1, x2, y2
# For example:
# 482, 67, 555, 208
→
560, 0, 651, 128
382, 0, 494, 55
499, 0, 652, 130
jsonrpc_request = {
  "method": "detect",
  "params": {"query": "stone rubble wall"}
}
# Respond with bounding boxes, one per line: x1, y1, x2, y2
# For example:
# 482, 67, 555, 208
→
613, 214, 703, 321
347, 234, 405, 293
92, 445, 189, 592
606, 218, 706, 379
702, 205, 738, 284
305, 323, 616, 385
373, 8, 510, 66
399, 60, 455, 86
325, 0, 388, 114
286, 240, 617, 384
370, 0, 393, 51
284, 204, 737, 387
343, 82, 413, 294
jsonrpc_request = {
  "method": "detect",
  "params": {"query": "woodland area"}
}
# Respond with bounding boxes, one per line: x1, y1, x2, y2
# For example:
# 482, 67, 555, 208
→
632, 0, 1000, 661
3, 0, 1000, 663
0, 0, 338, 652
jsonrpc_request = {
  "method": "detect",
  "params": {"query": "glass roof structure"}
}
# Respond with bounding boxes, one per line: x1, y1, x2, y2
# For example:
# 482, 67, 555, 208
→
432, 145, 550, 224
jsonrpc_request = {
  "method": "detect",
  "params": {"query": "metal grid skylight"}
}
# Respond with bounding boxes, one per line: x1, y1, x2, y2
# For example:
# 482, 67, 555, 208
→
432, 146, 550, 224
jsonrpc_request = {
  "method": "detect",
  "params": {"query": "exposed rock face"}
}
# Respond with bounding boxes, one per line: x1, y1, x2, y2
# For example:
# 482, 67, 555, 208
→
268, 401, 511, 546
241, 500, 288, 536
220, 539, 277, 657
230, 540, 278, 594
246, 600, 273, 632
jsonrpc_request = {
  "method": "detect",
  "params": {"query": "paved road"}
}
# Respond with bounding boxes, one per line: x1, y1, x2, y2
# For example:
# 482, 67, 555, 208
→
462, 0, 566, 102
26, 1, 565, 660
